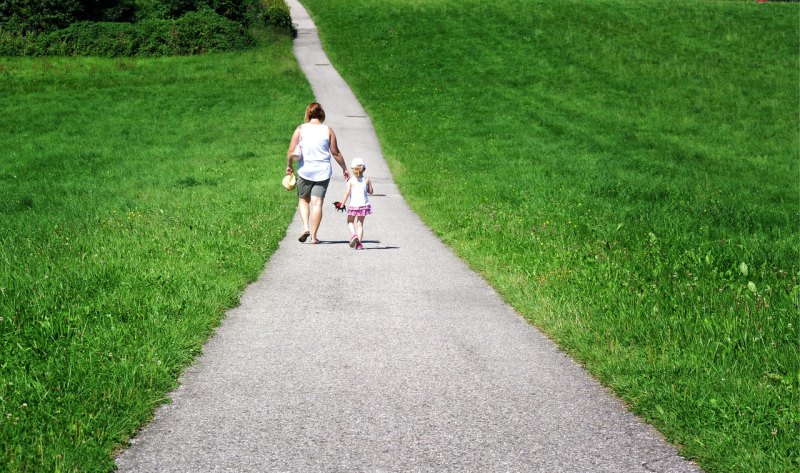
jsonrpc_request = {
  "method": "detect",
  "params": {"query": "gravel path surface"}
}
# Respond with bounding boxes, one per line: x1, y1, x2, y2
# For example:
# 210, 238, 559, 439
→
115, 2, 702, 471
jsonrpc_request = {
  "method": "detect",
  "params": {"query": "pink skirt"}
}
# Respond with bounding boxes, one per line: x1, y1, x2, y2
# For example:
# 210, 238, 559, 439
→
347, 204, 373, 217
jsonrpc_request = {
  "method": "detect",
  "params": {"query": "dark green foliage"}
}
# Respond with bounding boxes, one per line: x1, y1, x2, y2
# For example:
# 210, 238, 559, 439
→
261, 0, 291, 33
0, 9, 255, 56
150, 0, 199, 18
0, 0, 135, 33
82, 0, 137, 22
169, 8, 254, 53
205, 0, 252, 23
131, 0, 271, 24
146, 0, 247, 21
0, 0, 83, 33
0, 0, 291, 56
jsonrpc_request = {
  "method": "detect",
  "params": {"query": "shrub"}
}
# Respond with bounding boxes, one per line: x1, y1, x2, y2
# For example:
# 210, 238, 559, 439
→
206, 0, 251, 23
132, 0, 264, 24
0, 30, 25, 55
260, 0, 292, 33
144, 0, 213, 19
0, 0, 83, 33
0, 9, 254, 57
54, 22, 136, 56
170, 8, 254, 54
130, 18, 177, 55
0, 0, 291, 57
82, 0, 137, 22
0, 0, 136, 34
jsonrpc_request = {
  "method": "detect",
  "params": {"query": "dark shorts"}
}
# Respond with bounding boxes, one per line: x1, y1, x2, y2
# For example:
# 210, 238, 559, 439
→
297, 175, 330, 199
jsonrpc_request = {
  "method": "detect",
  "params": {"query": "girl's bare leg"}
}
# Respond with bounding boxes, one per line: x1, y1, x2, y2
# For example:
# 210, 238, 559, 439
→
347, 215, 356, 237
356, 216, 365, 242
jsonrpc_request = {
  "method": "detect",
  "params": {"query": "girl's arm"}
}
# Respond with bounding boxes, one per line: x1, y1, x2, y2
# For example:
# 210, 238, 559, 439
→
366, 177, 374, 195
286, 126, 301, 174
341, 179, 352, 205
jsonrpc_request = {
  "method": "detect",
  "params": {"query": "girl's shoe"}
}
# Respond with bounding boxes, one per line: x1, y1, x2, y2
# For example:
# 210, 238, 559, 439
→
349, 235, 359, 248
356, 242, 364, 250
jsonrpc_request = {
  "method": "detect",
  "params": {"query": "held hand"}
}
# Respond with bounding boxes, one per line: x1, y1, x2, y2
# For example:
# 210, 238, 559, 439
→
333, 201, 346, 212
343, 169, 350, 180
286, 166, 293, 175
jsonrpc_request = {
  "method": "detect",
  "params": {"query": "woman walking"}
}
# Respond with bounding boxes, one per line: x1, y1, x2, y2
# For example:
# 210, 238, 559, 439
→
286, 102, 350, 244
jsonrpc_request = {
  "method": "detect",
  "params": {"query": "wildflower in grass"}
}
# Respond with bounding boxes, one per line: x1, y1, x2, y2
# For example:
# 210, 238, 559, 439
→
748, 281, 757, 293
739, 262, 749, 276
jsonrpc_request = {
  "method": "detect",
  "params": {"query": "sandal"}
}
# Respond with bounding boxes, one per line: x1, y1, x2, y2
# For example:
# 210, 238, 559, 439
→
298, 231, 310, 243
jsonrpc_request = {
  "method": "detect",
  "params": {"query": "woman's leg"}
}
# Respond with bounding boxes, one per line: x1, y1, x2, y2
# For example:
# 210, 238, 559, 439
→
309, 195, 324, 242
298, 196, 310, 233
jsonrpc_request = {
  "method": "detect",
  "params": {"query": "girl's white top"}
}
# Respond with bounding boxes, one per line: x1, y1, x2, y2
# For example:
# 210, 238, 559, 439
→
349, 176, 370, 207
297, 123, 332, 181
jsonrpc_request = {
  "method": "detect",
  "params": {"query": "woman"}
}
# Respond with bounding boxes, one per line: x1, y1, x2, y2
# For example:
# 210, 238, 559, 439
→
286, 102, 349, 244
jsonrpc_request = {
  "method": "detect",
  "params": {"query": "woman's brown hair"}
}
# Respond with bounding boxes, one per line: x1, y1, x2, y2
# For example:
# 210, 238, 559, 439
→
305, 102, 325, 122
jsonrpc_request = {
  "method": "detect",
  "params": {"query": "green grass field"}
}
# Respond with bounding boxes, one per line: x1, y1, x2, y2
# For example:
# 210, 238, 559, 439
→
301, 0, 799, 471
0, 30, 309, 471
2, 0, 798, 471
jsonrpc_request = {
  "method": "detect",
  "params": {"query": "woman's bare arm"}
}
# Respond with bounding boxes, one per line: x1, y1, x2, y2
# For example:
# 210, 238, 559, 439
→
329, 128, 350, 180
286, 126, 301, 174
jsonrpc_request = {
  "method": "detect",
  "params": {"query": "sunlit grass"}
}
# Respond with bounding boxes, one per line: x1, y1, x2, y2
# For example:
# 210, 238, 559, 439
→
301, 0, 799, 471
0, 29, 310, 471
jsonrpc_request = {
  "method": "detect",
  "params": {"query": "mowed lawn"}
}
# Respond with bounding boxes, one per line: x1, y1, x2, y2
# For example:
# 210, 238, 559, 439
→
301, 0, 799, 471
0, 31, 310, 471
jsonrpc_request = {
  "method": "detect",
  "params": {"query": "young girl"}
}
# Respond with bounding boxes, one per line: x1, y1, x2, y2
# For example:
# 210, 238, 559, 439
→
341, 158, 373, 250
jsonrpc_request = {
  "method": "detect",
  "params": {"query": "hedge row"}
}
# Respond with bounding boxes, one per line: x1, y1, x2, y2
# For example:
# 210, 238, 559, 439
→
0, 0, 293, 57
1, 0, 145, 35
0, 10, 254, 57
0, 0, 291, 34
0, 0, 292, 57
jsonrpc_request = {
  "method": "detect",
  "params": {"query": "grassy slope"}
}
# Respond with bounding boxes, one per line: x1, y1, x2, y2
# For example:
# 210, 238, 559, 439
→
301, 0, 799, 471
0, 31, 310, 471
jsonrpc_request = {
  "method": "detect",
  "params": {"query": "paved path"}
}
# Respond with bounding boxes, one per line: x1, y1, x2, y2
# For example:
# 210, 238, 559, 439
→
115, 2, 701, 471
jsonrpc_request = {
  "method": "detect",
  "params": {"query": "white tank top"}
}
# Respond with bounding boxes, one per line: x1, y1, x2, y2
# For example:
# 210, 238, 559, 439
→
348, 177, 370, 207
297, 123, 332, 182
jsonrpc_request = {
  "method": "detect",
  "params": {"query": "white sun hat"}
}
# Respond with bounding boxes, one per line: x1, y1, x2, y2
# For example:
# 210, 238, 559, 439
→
282, 173, 297, 191
350, 158, 365, 170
